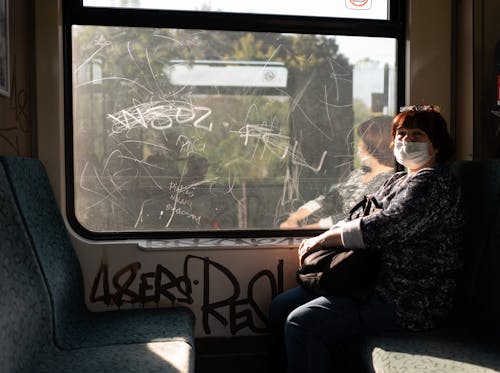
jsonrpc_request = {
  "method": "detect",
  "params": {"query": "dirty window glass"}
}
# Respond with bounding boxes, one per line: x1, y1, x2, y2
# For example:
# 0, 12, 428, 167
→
72, 26, 396, 233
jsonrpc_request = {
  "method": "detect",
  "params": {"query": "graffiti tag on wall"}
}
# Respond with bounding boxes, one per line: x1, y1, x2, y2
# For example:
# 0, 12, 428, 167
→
90, 255, 284, 335
0, 56, 31, 156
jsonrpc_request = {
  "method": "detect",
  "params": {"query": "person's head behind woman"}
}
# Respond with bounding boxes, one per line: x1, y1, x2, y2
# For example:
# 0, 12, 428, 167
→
357, 115, 394, 167
391, 105, 455, 164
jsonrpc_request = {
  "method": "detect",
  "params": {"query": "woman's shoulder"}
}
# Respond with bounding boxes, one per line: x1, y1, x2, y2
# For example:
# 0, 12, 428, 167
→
408, 165, 460, 196
412, 164, 456, 182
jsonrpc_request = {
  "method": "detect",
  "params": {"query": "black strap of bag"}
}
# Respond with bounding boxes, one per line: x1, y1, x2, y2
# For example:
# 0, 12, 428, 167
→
296, 194, 382, 295
346, 194, 382, 221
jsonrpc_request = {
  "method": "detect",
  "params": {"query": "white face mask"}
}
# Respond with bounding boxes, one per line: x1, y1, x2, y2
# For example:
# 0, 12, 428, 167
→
393, 140, 432, 169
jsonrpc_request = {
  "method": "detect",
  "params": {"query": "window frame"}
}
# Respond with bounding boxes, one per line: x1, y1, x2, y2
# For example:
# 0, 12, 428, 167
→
62, 0, 406, 240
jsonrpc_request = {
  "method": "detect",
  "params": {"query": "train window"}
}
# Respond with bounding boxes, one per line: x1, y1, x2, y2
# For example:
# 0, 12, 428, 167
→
65, 1, 404, 238
82, 0, 389, 20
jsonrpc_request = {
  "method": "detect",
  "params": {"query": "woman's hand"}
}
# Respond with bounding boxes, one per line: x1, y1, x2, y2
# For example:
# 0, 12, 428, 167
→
298, 227, 343, 267
298, 235, 325, 267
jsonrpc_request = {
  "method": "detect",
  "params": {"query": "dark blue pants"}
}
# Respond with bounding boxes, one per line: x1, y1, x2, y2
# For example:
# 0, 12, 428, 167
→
268, 286, 402, 373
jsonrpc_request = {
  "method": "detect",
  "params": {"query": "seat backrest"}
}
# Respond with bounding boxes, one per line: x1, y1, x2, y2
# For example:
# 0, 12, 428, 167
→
482, 206, 500, 337
450, 160, 500, 335
0, 162, 54, 372
0, 156, 88, 346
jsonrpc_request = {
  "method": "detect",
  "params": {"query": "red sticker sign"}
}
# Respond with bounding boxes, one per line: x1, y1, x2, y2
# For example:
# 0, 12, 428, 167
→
345, 0, 372, 10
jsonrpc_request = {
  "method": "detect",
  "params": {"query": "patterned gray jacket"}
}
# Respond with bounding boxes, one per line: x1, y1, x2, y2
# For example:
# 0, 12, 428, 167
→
342, 165, 464, 330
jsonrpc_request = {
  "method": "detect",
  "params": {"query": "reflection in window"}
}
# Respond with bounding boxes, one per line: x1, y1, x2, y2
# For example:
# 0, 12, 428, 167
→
72, 26, 396, 233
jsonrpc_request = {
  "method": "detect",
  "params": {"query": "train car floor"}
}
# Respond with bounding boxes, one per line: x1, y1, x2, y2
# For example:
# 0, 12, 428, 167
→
195, 336, 272, 373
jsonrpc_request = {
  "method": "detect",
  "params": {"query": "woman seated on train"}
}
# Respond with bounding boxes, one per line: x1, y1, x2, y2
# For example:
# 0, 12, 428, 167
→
269, 105, 464, 373
280, 115, 394, 229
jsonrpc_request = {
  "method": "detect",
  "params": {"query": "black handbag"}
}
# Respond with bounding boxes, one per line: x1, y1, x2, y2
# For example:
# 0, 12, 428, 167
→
296, 195, 382, 295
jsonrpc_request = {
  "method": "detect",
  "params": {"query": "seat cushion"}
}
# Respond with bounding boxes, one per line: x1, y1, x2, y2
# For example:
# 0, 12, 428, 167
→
65, 307, 196, 349
364, 330, 500, 373
37, 340, 194, 373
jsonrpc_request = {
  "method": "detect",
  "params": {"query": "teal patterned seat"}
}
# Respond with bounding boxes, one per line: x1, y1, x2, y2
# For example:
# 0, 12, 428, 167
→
365, 329, 500, 373
363, 160, 500, 373
36, 341, 194, 372
0, 160, 53, 372
0, 157, 195, 372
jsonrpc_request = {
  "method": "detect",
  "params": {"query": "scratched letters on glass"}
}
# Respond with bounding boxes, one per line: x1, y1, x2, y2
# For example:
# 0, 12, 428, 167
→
72, 27, 395, 232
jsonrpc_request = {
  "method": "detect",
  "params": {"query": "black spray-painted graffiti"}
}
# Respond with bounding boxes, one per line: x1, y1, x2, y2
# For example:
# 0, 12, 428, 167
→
1, 55, 31, 155
90, 255, 284, 335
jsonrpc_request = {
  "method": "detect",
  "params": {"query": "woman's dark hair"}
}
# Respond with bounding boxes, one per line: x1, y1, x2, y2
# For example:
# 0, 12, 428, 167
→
357, 116, 394, 167
391, 109, 455, 163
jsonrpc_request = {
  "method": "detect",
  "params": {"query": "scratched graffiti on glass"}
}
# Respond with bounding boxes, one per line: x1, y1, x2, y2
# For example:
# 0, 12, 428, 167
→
72, 26, 389, 232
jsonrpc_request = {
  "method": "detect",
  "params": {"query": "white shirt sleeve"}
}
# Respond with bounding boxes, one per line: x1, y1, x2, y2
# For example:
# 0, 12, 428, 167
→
341, 218, 365, 249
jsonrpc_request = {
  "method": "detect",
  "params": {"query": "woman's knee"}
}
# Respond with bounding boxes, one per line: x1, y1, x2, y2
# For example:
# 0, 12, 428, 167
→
284, 295, 363, 342
269, 286, 314, 329
284, 302, 321, 337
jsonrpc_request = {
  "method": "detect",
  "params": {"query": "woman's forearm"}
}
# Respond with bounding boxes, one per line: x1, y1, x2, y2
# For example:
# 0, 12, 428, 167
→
318, 227, 343, 247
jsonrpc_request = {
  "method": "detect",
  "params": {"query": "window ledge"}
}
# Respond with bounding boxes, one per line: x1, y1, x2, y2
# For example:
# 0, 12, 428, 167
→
138, 237, 306, 251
